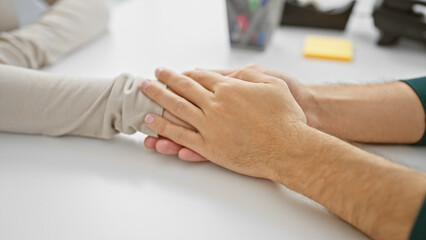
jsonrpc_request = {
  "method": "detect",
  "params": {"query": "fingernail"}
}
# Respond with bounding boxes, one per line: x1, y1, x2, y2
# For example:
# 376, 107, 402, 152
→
141, 79, 151, 90
145, 114, 155, 125
155, 67, 164, 77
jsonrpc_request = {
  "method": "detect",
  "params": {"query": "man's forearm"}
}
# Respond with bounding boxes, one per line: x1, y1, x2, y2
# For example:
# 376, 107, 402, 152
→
306, 81, 425, 143
272, 125, 426, 240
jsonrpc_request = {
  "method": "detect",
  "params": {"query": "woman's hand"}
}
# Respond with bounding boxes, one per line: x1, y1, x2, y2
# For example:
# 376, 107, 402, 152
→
146, 109, 206, 161
141, 67, 307, 180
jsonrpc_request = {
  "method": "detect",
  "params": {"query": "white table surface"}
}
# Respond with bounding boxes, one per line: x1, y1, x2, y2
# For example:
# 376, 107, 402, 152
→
1, 0, 425, 239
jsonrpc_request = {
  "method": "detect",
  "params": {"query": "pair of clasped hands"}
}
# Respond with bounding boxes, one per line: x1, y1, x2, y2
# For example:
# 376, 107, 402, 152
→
140, 64, 315, 181
139, 66, 426, 240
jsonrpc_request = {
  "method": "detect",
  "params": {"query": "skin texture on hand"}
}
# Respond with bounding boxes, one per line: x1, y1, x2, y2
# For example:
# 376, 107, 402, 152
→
141, 67, 426, 240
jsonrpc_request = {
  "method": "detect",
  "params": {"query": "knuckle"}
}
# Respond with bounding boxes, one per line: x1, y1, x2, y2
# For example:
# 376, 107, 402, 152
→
210, 102, 222, 113
241, 67, 253, 75
233, 68, 245, 78
173, 101, 186, 114
180, 79, 192, 90
267, 76, 279, 83
246, 63, 260, 70
217, 82, 233, 92
209, 101, 226, 115
233, 67, 252, 79
273, 77, 287, 86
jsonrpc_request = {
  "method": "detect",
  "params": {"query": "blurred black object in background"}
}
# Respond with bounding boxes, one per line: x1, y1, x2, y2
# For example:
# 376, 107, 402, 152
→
373, 0, 426, 46
279, 0, 356, 30
279, 0, 426, 47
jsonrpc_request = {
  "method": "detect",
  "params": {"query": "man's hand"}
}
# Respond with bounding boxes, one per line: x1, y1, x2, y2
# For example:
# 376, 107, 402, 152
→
141, 67, 307, 179
212, 64, 320, 127
144, 64, 318, 161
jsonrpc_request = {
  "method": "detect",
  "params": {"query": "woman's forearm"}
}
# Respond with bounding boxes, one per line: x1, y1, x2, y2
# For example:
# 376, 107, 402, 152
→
307, 81, 425, 143
273, 125, 426, 240
0, 65, 163, 138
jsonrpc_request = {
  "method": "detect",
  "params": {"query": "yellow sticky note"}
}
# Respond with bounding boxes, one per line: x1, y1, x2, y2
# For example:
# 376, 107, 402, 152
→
303, 35, 353, 61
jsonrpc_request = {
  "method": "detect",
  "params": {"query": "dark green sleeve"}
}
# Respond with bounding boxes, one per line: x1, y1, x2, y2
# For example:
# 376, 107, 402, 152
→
410, 198, 426, 240
402, 76, 426, 145
403, 76, 426, 239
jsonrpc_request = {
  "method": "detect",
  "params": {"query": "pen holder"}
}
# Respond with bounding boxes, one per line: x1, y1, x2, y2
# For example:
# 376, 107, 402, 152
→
226, 0, 283, 51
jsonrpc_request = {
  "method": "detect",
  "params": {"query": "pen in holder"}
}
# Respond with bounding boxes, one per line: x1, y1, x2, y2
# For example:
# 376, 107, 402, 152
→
226, 0, 283, 51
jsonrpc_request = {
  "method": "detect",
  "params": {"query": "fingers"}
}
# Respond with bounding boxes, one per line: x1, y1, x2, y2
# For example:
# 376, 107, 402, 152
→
228, 67, 266, 83
145, 136, 206, 162
141, 79, 203, 128
155, 138, 183, 154
145, 136, 177, 152
145, 114, 202, 151
178, 148, 207, 162
183, 70, 227, 92
144, 136, 206, 161
155, 68, 212, 108
144, 136, 158, 149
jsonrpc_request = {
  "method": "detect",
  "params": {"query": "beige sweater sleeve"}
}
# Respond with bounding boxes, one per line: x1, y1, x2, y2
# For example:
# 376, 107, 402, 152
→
0, 0, 19, 32
0, 65, 164, 138
0, 0, 109, 68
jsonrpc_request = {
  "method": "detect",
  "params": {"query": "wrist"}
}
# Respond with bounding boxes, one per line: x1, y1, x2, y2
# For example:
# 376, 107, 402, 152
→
304, 85, 347, 140
266, 123, 327, 187
301, 86, 328, 132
